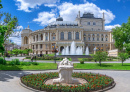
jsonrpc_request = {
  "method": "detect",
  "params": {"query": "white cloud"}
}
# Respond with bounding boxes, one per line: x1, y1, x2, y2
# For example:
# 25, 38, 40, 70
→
58, 2, 115, 24
44, 4, 57, 7
15, 0, 59, 12
117, 0, 121, 2
16, 26, 23, 30
105, 24, 121, 30
33, 2, 115, 26
33, 12, 56, 26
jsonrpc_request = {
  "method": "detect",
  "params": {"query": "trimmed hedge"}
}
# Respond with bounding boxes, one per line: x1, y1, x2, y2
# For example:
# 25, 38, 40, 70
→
21, 72, 115, 92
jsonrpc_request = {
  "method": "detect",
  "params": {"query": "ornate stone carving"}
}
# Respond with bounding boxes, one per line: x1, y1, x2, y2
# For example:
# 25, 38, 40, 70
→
53, 58, 79, 84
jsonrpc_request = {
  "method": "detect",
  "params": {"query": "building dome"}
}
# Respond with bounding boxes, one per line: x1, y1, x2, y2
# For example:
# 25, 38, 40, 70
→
56, 15, 63, 21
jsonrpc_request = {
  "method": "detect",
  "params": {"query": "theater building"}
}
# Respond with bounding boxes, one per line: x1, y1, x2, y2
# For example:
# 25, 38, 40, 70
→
21, 12, 115, 54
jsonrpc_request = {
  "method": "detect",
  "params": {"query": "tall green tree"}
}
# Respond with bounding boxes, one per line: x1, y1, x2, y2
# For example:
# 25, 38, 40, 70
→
25, 49, 32, 56
118, 52, 129, 66
92, 51, 108, 66
112, 17, 130, 54
0, 0, 3, 9
12, 49, 19, 57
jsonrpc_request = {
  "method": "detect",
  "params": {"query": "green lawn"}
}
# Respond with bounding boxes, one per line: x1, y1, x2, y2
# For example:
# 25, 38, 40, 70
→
1, 63, 130, 70
74, 63, 130, 70
0, 63, 57, 70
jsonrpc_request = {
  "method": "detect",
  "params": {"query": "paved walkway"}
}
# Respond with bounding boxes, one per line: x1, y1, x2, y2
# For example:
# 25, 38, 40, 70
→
5, 57, 130, 63
0, 70, 130, 92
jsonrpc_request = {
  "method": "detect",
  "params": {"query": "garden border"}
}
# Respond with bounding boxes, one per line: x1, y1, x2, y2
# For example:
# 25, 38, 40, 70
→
20, 72, 116, 92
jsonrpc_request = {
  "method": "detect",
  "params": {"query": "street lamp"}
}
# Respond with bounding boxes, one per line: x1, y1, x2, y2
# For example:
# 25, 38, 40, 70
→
52, 45, 58, 63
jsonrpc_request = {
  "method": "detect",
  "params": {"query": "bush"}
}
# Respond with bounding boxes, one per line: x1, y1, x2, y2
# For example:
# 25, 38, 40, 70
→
26, 56, 31, 59
15, 59, 20, 65
9, 60, 16, 66
20, 61, 32, 66
3, 60, 6, 65
80, 60, 84, 64
32, 62, 39, 65
0, 57, 4, 64
87, 58, 93, 61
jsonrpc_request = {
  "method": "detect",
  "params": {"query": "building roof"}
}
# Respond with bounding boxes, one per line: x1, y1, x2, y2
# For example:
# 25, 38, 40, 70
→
80, 12, 102, 19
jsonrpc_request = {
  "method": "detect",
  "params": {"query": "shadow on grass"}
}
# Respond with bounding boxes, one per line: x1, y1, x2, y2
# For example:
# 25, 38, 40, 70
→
0, 64, 30, 82
96, 63, 113, 67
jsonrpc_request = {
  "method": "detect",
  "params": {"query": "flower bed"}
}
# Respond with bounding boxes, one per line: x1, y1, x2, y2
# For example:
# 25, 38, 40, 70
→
20, 72, 115, 92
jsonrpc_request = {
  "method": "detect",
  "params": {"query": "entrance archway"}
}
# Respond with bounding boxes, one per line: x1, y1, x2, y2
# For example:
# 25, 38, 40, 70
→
60, 46, 64, 52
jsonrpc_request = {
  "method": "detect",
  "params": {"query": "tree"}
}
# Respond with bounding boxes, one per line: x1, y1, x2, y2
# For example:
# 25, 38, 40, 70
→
0, 0, 3, 9
118, 52, 129, 66
0, 26, 6, 54
12, 49, 19, 57
92, 51, 108, 66
19, 49, 23, 56
25, 49, 32, 56
112, 17, 130, 53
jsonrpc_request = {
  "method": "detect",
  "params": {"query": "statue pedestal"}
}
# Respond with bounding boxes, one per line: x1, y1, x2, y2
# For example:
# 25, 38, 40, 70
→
53, 58, 79, 84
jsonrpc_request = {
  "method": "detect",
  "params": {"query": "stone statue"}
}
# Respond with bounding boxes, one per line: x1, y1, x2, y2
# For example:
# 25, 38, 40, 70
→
53, 57, 79, 84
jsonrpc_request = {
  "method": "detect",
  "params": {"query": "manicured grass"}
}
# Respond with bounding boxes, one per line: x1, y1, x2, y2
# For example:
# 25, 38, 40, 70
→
0, 63, 57, 70
78, 58, 119, 62
74, 63, 130, 70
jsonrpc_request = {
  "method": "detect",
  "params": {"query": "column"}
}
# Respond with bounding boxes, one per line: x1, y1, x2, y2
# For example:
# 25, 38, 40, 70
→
56, 30, 58, 40
104, 34, 105, 42
80, 31, 81, 40
38, 34, 40, 41
72, 31, 73, 40
35, 35, 36, 42
74, 31, 75, 40
48, 32, 49, 41
59, 32, 60, 40
43, 33, 45, 41
50, 33, 52, 41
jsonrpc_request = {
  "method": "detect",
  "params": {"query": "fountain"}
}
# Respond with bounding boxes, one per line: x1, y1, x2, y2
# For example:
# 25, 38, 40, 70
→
85, 46, 89, 55
53, 58, 79, 84
61, 41, 89, 55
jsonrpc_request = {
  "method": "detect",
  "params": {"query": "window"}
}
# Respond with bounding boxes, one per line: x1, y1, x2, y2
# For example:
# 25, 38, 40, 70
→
97, 44, 99, 46
101, 38, 103, 41
76, 32, 79, 40
106, 38, 108, 41
93, 22, 96, 25
88, 22, 90, 25
68, 32, 71, 40
93, 34, 95, 36
102, 44, 103, 46
40, 44, 42, 49
60, 32, 64, 40
33, 45, 34, 49
106, 44, 108, 46
53, 36, 55, 40
88, 37, 90, 41
88, 44, 91, 46
88, 34, 90, 36
46, 44, 48, 49
37, 35, 38, 41
41, 34, 43, 40
46, 36, 48, 41
97, 37, 99, 41
36, 45, 38, 49
97, 34, 99, 36
93, 37, 95, 41
84, 37, 86, 41
33, 36, 35, 41
93, 44, 95, 46
92, 28, 93, 30
101, 34, 104, 36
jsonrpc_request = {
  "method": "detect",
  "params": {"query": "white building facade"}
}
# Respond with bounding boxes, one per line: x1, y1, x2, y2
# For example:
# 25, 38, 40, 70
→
21, 12, 115, 55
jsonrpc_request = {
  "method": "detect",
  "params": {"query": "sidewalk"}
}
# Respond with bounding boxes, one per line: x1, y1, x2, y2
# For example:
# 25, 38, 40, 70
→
5, 57, 130, 63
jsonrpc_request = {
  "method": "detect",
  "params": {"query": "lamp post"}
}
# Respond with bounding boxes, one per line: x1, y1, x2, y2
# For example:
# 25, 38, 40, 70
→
52, 46, 58, 63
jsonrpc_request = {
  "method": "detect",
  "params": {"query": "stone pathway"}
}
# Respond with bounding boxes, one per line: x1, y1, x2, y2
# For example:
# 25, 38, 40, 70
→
0, 70, 130, 92
5, 57, 130, 63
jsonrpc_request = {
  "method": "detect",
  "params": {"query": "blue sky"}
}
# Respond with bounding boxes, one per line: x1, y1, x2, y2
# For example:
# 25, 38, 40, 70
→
1, 0, 130, 45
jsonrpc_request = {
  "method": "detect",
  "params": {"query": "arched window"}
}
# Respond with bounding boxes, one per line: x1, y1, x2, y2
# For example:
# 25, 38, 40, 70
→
36, 35, 38, 41
33, 36, 35, 41
68, 32, 71, 40
76, 32, 79, 40
41, 34, 43, 40
52, 33, 55, 40
88, 22, 90, 25
24, 36, 28, 44
93, 22, 96, 25
60, 32, 64, 40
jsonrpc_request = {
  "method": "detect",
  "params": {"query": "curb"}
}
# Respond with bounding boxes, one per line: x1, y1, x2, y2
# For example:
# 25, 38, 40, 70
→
19, 73, 116, 92
1, 69, 130, 71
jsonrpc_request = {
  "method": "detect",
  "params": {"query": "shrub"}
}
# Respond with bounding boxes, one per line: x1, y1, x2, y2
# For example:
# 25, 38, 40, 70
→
26, 56, 31, 59
15, 59, 20, 65
9, 60, 16, 66
3, 60, 6, 65
20, 62, 32, 66
32, 62, 39, 65
80, 60, 84, 64
0, 57, 4, 64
